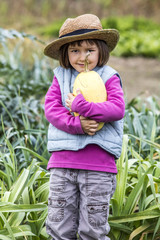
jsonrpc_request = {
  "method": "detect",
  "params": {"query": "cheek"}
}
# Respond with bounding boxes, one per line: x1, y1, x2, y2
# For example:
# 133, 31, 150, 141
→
91, 55, 99, 66
68, 54, 76, 64
95, 56, 99, 66
96, 52, 99, 61
68, 54, 71, 62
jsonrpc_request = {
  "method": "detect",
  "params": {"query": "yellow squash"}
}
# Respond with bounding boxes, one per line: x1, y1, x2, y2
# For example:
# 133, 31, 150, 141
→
73, 53, 107, 131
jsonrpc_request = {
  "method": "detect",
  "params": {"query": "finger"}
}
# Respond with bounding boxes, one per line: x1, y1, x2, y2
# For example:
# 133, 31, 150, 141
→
87, 128, 98, 134
86, 122, 99, 129
83, 119, 98, 125
66, 98, 71, 102
65, 100, 70, 106
76, 88, 82, 95
89, 123, 99, 127
82, 120, 98, 126
67, 93, 73, 99
87, 131, 96, 136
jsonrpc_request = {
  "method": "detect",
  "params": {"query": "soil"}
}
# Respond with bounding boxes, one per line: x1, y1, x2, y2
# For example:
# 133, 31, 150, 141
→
108, 56, 160, 102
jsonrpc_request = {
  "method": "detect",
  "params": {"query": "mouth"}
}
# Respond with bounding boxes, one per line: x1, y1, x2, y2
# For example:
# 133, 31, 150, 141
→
77, 63, 85, 67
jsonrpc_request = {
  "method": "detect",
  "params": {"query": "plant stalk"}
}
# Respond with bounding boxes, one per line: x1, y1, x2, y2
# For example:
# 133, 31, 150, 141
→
85, 52, 90, 72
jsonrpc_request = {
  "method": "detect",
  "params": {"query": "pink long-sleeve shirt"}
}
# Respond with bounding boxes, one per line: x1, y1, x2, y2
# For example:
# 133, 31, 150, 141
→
45, 74, 125, 173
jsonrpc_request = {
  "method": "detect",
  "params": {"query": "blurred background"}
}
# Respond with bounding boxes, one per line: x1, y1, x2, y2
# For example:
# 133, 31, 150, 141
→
1, 0, 160, 29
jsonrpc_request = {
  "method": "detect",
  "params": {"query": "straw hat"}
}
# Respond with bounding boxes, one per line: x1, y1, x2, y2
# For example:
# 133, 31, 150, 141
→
44, 14, 119, 60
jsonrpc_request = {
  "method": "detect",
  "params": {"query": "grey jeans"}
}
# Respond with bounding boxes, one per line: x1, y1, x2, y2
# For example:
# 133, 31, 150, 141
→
46, 168, 116, 240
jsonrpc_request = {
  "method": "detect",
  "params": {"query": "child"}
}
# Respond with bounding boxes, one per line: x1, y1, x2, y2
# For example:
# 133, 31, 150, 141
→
44, 14, 125, 240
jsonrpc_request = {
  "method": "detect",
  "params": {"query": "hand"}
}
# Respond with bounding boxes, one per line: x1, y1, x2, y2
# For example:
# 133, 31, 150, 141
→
66, 93, 75, 111
66, 89, 81, 112
80, 116, 99, 136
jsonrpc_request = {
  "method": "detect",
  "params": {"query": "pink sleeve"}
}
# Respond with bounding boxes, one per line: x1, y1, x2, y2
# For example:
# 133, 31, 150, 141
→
44, 76, 84, 134
71, 75, 125, 122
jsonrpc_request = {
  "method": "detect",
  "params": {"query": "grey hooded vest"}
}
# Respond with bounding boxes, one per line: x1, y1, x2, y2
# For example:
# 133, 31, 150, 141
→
47, 65, 124, 159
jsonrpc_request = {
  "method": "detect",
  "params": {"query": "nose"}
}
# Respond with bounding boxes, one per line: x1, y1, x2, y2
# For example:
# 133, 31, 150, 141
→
79, 52, 87, 62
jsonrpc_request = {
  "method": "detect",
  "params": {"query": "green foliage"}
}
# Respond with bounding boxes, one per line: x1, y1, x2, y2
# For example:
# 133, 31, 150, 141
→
108, 95, 160, 239
0, 28, 53, 169
109, 134, 160, 239
114, 30, 160, 58
101, 16, 160, 32
124, 96, 160, 157
0, 28, 160, 239
0, 28, 44, 44
38, 19, 65, 37
92, 0, 112, 8
0, 141, 50, 239
0, 30, 51, 239
0, 1, 8, 16
101, 16, 160, 58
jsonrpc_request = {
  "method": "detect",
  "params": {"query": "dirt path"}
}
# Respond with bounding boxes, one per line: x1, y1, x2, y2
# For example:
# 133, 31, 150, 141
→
108, 56, 160, 102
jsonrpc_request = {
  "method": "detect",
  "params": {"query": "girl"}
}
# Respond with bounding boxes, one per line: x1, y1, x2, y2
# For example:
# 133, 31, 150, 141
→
44, 14, 125, 240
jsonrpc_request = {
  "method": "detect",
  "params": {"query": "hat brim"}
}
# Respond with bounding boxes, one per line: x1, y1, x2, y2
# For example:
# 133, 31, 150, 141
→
44, 29, 119, 60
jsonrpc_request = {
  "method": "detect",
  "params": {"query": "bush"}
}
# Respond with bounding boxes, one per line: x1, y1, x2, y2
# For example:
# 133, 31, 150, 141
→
102, 16, 160, 58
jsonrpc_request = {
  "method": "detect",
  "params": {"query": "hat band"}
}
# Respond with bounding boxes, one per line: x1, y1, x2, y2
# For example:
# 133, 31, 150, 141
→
59, 28, 98, 39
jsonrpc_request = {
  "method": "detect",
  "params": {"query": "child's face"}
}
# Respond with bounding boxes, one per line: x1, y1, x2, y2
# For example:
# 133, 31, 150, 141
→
68, 40, 99, 72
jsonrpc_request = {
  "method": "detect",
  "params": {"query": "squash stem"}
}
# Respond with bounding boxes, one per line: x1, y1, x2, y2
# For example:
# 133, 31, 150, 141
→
85, 52, 90, 72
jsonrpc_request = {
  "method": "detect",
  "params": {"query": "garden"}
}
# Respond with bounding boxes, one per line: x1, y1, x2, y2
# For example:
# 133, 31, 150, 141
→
0, 11, 160, 240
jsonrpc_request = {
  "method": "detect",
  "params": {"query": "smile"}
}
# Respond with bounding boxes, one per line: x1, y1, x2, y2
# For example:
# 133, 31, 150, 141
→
78, 64, 85, 67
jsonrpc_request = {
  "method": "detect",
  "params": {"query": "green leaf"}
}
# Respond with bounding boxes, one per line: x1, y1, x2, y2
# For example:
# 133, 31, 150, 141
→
0, 203, 47, 212
122, 165, 154, 215
113, 135, 128, 215
15, 146, 48, 165
129, 134, 160, 150
0, 235, 12, 240
110, 205, 160, 223
7, 212, 25, 227
129, 223, 151, 240
109, 222, 132, 234
0, 212, 15, 240
0, 225, 35, 238
9, 169, 29, 203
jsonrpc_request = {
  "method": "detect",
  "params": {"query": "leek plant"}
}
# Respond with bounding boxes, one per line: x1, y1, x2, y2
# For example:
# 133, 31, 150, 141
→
109, 96, 160, 239
0, 121, 50, 239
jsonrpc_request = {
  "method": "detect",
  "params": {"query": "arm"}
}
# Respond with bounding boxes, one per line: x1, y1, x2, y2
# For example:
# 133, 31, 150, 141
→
44, 76, 84, 134
45, 76, 99, 135
70, 75, 125, 122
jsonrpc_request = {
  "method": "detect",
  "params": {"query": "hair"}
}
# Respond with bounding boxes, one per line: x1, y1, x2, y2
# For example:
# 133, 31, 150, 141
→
59, 39, 109, 69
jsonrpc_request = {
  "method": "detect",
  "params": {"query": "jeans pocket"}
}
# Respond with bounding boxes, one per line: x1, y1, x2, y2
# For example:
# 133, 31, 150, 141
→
48, 197, 66, 222
87, 202, 108, 228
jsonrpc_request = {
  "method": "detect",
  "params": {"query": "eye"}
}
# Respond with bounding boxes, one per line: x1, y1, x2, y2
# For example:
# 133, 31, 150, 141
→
88, 49, 95, 52
71, 49, 78, 53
